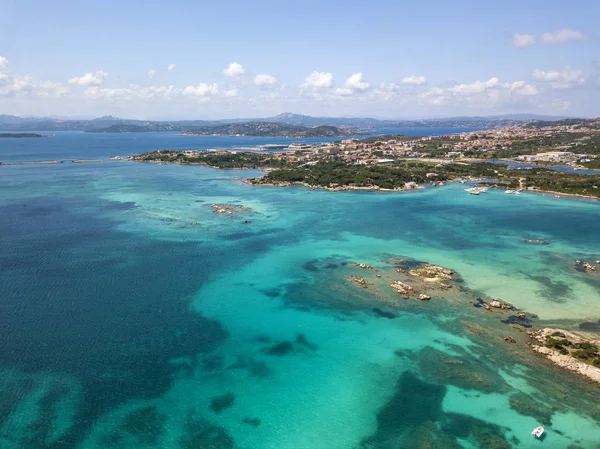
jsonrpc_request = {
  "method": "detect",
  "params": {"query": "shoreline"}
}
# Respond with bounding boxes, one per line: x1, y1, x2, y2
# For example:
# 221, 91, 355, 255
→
343, 256, 600, 386
129, 157, 600, 200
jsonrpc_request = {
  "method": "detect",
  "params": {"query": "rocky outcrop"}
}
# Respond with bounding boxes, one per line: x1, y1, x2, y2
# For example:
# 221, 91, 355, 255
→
489, 300, 514, 310
389, 280, 414, 296
350, 276, 368, 288
406, 264, 453, 281
524, 239, 548, 245
532, 346, 600, 384
575, 260, 597, 272
211, 203, 252, 215
528, 328, 600, 384
351, 262, 373, 270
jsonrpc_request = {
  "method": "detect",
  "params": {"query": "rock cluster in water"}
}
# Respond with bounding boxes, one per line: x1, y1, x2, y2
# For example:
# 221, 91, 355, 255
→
211, 203, 252, 215
575, 260, 598, 272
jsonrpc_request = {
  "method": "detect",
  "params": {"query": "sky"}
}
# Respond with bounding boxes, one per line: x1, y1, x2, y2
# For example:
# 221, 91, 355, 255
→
1, 0, 599, 119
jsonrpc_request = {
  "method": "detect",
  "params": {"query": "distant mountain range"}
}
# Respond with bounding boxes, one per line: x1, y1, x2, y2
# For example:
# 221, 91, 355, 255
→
0, 112, 576, 133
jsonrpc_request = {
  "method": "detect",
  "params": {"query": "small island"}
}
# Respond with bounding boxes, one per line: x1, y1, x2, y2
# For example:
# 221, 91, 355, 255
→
0, 133, 45, 138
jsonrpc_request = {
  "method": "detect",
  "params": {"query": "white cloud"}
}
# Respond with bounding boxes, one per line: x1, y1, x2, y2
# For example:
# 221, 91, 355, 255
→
507, 80, 539, 96
0, 56, 8, 69
254, 73, 278, 88
182, 83, 219, 96
345, 72, 370, 91
334, 87, 354, 96
224, 88, 238, 97
301, 71, 334, 89
84, 84, 178, 101
334, 72, 370, 96
541, 28, 587, 44
167, 64, 176, 72
401, 75, 426, 85
223, 62, 244, 77
512, 33, 536, 48
68, 70, 108, 86
532, 67, 584, 89
446, 77, 500, 94
421, 76, 539, 107
139, 85, 177, 99
148, 69, 158, 79
513, 29, 587, 47
0, 69, 69, 98
379, 82, 400, 92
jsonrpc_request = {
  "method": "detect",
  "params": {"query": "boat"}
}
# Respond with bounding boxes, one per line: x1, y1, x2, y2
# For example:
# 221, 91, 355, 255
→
531, 426, 544, 438
505, 189, 522, 195
465, 186, 488, 195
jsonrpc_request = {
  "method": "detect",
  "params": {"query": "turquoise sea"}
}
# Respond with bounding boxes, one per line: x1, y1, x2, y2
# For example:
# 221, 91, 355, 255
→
0, 132, 599, 449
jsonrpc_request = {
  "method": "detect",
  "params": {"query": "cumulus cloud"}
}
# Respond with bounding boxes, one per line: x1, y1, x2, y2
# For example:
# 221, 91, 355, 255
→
532, 67, 584, 89
345, 73, 370, 91
254, 73, 278, 88
512, 33, 536, 48
379, 82, 400, 92
401, 75, 426, 85
223, 62, 244, 77
0, 63, 69, 98
84, 84, 178, 101
167, 64, 176, 72
421, 77, 539, 107
224, 88, 238, 97
301, 71, 334, 89
148, 69, 158, 79
513, 28, 587, 47
68, 70, 108, 86
541, 28, 587, 44
335, 73, 370, 96
182, 83, 219, 96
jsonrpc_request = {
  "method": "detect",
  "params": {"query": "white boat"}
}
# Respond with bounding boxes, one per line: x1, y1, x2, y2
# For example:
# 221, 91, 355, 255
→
465, 186, 488, 195
531, 426, 544, 438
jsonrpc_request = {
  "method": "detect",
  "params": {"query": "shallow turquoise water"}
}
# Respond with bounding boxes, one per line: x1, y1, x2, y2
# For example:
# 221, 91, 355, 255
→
0, 136, 599, 448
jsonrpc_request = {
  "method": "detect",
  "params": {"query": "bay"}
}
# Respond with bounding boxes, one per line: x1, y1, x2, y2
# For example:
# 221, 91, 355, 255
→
0, 132, 599, 449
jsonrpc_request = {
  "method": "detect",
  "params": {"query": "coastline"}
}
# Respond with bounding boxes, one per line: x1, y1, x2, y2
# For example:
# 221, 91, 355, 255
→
130, 157, 600, 199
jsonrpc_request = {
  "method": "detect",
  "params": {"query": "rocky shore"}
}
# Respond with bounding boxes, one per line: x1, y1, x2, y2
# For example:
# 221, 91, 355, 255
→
343, 256, 600, 385
246, 179, 425, 193
528, 328, 600, 384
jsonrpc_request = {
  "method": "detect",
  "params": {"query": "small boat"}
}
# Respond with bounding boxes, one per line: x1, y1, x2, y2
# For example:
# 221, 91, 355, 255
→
531, 426, 544, 438
465, 186, 488, 195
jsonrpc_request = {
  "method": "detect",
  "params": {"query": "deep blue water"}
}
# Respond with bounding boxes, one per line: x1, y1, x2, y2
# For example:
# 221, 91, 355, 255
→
0, 127, 483, 162
0, 133, 599, 449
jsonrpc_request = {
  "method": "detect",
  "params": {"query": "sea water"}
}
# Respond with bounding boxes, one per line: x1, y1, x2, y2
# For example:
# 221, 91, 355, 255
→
0, 133, 599, 449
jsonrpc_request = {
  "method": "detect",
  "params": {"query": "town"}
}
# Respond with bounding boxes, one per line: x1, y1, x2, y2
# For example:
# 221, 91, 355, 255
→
131, 118, 600, 198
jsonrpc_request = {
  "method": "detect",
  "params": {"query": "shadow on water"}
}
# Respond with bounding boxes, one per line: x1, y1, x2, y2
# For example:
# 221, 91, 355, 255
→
361, 370, 514, 449
0, 196, 287, 448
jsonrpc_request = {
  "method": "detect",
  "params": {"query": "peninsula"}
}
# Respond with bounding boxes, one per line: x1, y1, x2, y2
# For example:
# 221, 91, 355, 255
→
131, 118, 600, 198
0, 133, 45, 138
182, 122, 356, 138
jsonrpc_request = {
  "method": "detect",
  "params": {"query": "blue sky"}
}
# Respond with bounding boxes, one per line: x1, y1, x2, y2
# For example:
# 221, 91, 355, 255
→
1, 0, 598, 119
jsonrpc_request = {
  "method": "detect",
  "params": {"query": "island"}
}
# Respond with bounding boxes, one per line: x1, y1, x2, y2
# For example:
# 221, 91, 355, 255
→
87, 124, 180, 133
182, 122, 357, 138
0, 133, 45, 138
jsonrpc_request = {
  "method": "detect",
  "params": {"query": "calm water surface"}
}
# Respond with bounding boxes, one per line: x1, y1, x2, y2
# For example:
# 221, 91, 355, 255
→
0, 133, 599, 449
